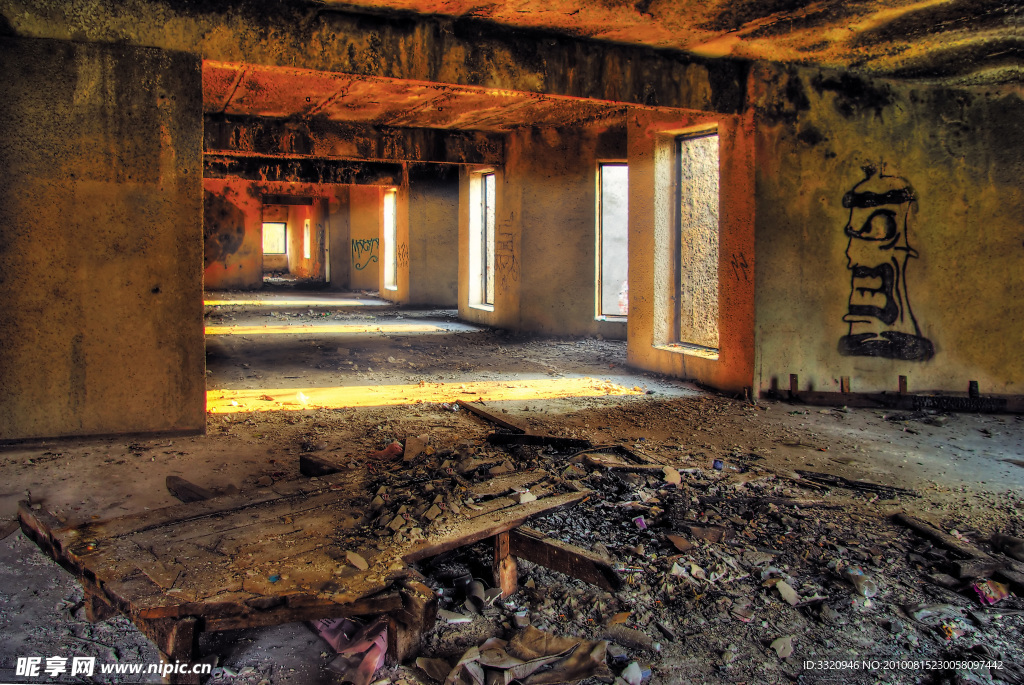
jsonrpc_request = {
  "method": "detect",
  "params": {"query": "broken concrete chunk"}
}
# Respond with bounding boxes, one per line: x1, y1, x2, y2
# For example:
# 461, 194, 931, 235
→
424, 504, 442, 521
775, 580, 800, 606
770, 635, 794, 658
388, 515, 405, 532
515, 490, 537, 504
346, 551, 369, 571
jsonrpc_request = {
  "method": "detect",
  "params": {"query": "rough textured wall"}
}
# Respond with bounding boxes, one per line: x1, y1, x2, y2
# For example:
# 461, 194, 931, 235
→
349, 186, 382, 290
407, 166, 459, 306
203, 179, 263, 290
752, 63, 1024, 395
0, 37, 203, 440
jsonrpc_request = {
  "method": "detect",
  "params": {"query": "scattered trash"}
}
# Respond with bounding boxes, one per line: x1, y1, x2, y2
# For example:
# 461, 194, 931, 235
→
973, 580, 1010, 606
311, 616, 387, 685
907, 603, 960, 625
632, 516, 647, 530
775, 580, 800, 606
842, 566, 878, 598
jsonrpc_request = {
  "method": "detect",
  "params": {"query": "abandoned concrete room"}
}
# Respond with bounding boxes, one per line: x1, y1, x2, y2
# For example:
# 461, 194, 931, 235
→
1, 0, 1022, 684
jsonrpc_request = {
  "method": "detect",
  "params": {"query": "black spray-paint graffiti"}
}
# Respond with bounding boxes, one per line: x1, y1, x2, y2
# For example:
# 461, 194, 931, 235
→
838, 165, 934, 361
352, 238, 379, 271
495, 230, 518, 288
730, 252, 750, 282
397, 243, 410, 269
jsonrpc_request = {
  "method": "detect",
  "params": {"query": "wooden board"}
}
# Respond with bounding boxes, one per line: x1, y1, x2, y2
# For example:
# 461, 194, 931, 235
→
509, 527, 622, 591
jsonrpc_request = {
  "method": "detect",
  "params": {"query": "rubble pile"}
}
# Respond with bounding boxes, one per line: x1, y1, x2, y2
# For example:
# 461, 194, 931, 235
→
401, 431, 1024, 684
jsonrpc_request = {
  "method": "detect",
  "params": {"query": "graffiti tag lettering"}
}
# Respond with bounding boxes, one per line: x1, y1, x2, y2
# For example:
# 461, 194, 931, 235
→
495, 230, 518, 288
838, 164, 933, 361
352, 238, 379, 271
397, 243, 409, 268
730, 252, 749, 282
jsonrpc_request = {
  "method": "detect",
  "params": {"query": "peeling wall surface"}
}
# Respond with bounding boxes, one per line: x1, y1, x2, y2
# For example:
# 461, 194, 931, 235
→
0, 37, 204, 440
752, 64, 1024, 396
203, 179, 264, 290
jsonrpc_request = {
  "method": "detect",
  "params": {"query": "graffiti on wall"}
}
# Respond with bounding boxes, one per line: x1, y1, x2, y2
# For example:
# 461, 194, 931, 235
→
352, 238, 379, 271
397, 243, 410, 269
495, 229, 518, 288
838, 165, 934, 362
203, 191, 246, 268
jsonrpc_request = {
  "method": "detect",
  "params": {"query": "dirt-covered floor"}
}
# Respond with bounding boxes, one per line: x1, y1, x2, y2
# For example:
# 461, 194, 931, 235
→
0, 292, 1022, 684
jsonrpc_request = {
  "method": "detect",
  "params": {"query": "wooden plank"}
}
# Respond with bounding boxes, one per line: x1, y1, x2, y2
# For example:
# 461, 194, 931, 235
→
165, 476, 215, 503
583, 453, 665, 472
402, 490, 590, 563
468, 470, 549, 498
456, 400, 526, 433
485, 433, 592, 450
464, 497, 516, 519
204, 592, 404, 631
493, 532, 518, 598
893, 513, 995, 562
509, 527, 622, 591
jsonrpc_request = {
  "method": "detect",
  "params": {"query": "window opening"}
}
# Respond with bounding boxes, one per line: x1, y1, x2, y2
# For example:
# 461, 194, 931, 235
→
262, 222, 286, 255
597, 163, 629, 318
383, 189, 398, 290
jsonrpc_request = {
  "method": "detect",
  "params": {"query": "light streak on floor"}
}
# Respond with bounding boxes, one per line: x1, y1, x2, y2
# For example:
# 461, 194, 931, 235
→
207, 377, 644, 413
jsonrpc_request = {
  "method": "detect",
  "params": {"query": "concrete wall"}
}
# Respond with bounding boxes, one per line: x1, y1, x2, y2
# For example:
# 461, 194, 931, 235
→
349, 186, 382, 290
0, 37, 204, 440
204, 179, 263, 290
751, 64, 1024, 396
626, 108, 757, 393
406, 166, 459, 306
285, 202, 327, 280
458, 126, 629, 338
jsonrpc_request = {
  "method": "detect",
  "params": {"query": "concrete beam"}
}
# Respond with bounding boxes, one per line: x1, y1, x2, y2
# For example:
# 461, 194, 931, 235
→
204, 115, 504, 165
0, 0, 750, 114
203, 154, 403, 185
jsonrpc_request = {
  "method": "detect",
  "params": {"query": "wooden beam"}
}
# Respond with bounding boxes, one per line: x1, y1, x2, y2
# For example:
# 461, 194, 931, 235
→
485, 433, 592, 451
205, 115, 504, 166
493, 532, 518, 598
456, 400, 526, 433
402, 490, 590, 563
508, 527, 622, 592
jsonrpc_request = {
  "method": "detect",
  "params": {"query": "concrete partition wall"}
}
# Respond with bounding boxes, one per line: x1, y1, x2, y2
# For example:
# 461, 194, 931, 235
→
626, 109, 757, 392
751, 63, 1024, 396
349, 186, 382, 290
0, 37, 204, 440
405, 166, 459, 306
458, 126, 629, 338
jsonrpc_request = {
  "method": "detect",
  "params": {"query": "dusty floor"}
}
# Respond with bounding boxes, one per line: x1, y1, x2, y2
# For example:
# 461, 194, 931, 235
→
0, 291, 1022, 684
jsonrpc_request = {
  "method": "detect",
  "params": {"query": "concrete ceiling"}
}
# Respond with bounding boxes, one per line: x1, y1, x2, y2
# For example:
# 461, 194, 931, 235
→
323, 0, 1021, 85
204, 62, 630, 131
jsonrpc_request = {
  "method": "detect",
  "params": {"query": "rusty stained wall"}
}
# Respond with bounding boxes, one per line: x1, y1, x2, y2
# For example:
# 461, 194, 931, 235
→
0, 37, 204, 440
203, 179, 264, 290
751, 63, 1024, 395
